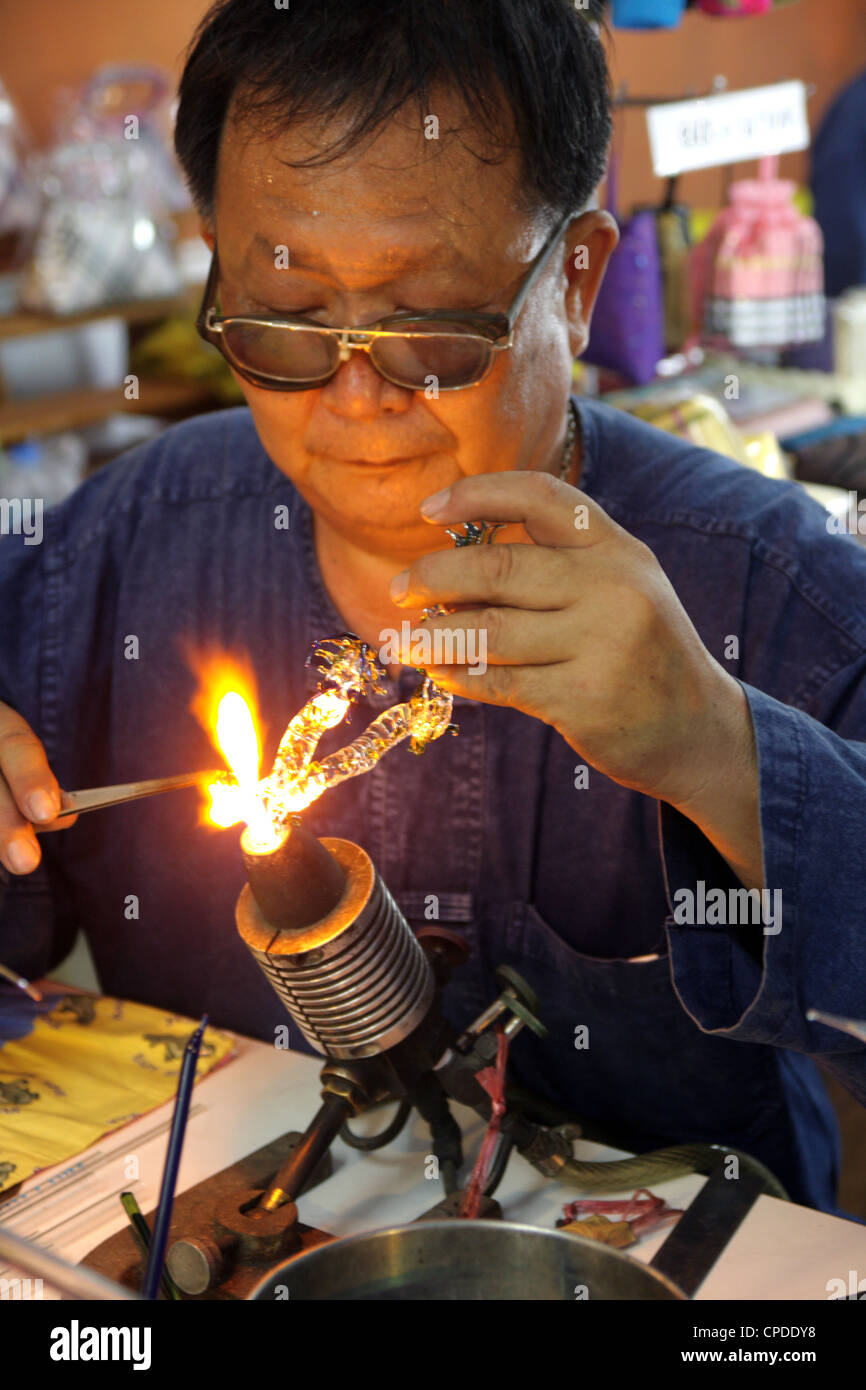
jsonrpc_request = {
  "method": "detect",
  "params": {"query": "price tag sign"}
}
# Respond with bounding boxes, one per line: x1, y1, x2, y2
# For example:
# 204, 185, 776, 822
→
646, 81, 810, 177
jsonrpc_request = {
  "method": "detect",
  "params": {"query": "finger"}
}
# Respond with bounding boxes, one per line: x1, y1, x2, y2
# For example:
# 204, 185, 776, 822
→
0, 787, 42, 875
419, 471, 621, 549
391, 542, 581, 610
37, 811, 80, 834
399, 608, 573, 667
0, 708, 62, 826
421, 659, 560, 712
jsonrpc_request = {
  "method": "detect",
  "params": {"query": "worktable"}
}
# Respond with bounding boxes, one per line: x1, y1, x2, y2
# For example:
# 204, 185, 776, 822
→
3, 1034, 865, 1300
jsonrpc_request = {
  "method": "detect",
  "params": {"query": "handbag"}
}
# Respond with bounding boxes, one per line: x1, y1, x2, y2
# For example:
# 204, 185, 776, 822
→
582, 156, 665, 384
690, 157, 824, 350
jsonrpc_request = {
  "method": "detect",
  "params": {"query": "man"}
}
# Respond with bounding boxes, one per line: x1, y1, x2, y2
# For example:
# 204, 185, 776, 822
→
1, 0, 865, 1212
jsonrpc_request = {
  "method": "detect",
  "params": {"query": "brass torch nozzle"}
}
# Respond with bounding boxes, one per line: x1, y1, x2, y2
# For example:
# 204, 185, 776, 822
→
241, 819, 346, 933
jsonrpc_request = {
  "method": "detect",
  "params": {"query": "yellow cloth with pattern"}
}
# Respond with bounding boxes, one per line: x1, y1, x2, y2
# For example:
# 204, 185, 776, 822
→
0, 995, 235, 1194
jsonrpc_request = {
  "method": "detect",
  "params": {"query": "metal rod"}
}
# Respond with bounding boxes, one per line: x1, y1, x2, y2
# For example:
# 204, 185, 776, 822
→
260, 1094, 353, 1212
0, 961, 42, 1000
0, 1224, 138, 1300
34, 771, 223, 827
120, 1192, 181, 1300
806, 1009, 866, 1044
141, 1016, 208, 1300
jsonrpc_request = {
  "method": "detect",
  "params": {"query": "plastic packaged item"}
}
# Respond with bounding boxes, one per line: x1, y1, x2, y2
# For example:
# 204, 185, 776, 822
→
0, 318, 128, 398
0, 78, 40, 278
20, 65, 188, 314
623, 390, 752, 463
0, 433, 87, 509
619, 389, 790, 480
833, 289, 866, 380
741, 430, 790, 480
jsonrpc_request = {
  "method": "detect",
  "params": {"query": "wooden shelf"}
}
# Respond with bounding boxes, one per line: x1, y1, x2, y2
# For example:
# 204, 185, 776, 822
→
0, 287, 213, 446
0, 379, 216, 443
0, 291, 203, 340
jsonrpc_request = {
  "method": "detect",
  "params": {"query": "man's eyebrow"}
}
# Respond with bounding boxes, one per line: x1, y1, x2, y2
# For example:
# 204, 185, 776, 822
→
248, 230, 471, 277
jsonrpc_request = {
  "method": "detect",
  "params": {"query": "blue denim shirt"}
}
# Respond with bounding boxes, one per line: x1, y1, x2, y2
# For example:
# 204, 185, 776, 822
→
2, 397, 866, 1213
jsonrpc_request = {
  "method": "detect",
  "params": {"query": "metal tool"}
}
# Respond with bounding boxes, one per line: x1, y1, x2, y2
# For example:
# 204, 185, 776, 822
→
120, 1192, 181, 1300
0, 961, 41, 1000
34, 771, 222, 827
142, 1015, 208, 1300
0, 1224, 138, 1300
648, 1157, 767, 1299
806, 1008, 866, 1044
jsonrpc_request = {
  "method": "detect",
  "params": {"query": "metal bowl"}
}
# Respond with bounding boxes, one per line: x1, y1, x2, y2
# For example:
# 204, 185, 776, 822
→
249, 1219, 687, 1300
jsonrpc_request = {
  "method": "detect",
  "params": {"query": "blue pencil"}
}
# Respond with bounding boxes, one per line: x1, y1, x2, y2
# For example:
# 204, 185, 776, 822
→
141, 1015, 208, 1300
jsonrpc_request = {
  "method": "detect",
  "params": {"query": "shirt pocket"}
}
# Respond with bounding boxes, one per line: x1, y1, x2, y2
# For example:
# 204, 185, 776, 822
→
488, 900, 786, 1154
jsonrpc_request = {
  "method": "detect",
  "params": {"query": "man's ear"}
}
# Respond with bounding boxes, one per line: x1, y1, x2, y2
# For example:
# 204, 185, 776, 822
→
562, 211, 619, 359
200, 222, 215, 252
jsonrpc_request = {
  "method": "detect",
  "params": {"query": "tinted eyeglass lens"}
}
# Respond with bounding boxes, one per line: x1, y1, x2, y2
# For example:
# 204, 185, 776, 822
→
219, 320, 492, 389
221, 321, 339, 383
373, 326, 492, 389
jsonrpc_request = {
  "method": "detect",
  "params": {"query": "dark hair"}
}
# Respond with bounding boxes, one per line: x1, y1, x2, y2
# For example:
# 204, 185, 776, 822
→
174, 0, 612, 221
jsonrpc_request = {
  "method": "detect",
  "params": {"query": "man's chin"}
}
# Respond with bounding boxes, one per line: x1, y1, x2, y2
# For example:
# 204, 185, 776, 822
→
319, 499, 446, 551
303, 459, 458, 535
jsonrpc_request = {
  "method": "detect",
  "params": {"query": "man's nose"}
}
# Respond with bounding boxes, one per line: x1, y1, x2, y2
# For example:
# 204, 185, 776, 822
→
321, 350, 413, 420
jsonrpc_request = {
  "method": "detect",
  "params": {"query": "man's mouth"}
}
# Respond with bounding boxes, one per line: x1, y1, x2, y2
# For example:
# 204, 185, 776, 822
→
317, 451, 440, 467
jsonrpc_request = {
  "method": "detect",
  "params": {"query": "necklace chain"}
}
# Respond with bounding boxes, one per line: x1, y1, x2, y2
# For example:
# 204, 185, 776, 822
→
558, 399, 578, 482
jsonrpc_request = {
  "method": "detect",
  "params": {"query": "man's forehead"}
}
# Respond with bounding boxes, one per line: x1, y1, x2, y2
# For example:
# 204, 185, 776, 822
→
215, 94, 542, 269
245, 224, 478, 277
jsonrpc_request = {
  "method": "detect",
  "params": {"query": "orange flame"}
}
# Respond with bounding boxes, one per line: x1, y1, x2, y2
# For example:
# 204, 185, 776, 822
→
209, 692, 262, 822
186, 651, 271, 845
189, 649, 351, 853
190, 638, 453, 855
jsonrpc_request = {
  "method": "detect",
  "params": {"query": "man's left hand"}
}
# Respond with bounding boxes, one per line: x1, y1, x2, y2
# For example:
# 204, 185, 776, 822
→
389, 471, 754, 813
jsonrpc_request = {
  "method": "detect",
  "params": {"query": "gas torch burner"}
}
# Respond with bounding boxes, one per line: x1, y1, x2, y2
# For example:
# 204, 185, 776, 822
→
234, 817, 461, 1219
161, 817, 552, 1297
238, 819, 436, 1061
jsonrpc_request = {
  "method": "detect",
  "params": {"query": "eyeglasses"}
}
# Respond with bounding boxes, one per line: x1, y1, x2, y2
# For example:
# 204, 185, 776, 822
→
195, 210, 574, 393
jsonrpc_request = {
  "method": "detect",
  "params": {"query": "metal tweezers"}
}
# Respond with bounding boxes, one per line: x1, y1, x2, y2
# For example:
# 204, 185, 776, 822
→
36, 771, 222, 827
806, 1009, 866, 1044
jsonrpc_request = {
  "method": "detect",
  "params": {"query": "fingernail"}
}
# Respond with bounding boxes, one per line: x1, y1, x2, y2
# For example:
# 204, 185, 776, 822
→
26, 789, 58, 823
6, 837, 39, 874
420, 487, 451, 518
390, 570, 409, 601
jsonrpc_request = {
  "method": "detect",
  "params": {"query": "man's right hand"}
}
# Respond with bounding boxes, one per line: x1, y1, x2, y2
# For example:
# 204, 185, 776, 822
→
0, 703, 77, 875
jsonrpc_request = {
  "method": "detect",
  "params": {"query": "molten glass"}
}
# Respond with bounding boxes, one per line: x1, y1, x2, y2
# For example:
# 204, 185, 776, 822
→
206, 635, 454, 853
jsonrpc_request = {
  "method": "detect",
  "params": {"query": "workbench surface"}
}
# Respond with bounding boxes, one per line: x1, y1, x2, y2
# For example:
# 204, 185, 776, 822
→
3, 1035, 864, 1300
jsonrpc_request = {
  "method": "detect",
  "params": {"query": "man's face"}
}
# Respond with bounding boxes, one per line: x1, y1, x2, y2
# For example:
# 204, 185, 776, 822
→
209, 88, 614, 562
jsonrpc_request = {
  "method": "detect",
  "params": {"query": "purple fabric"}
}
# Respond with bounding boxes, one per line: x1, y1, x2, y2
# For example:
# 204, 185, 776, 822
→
582, 210, 665, 384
